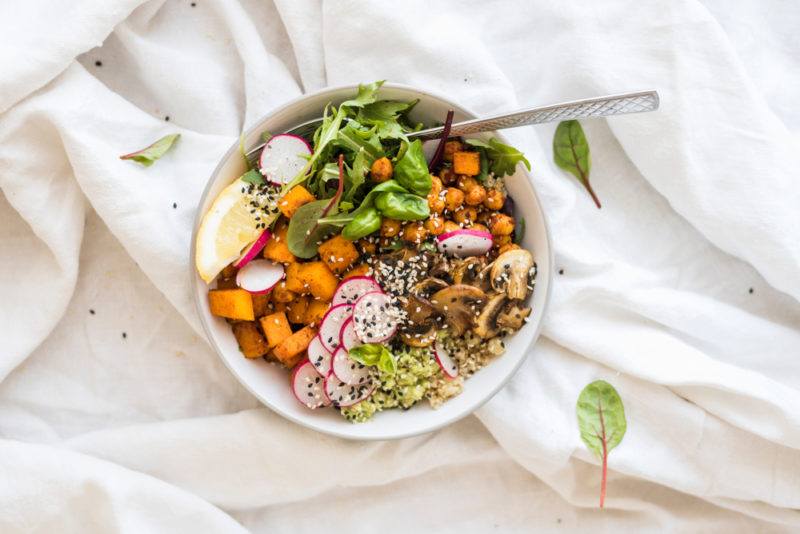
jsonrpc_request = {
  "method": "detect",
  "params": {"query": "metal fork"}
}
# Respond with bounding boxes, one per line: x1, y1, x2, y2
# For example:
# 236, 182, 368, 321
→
245, 90, 659, 165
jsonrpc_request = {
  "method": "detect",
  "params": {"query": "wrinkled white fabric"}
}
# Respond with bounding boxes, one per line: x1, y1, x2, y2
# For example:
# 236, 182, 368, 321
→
1, 0, 799, 532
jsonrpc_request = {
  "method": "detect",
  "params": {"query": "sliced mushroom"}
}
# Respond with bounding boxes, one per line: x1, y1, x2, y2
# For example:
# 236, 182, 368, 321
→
473, 293, 508, 338
496, 303, 531, 331
402, 293, 438, 324
452, 257, 488, 287
490, 249, 534, 300
411, 277, 449, 299
400, 322, 438, 347
429, 257, 453, 283
430, 284, 486, 336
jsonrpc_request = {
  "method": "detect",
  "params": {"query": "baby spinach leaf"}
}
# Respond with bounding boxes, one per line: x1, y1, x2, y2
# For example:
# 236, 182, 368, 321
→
119, 133, 180, 167
340, 80, 384, 109
576, 380, 627, 508
465, 137, 530, 178
241, 169, 265, 186
318, 180, 408, 226
553, 120, 599, 208
394, 139, 431, 196
374, 191, 429, 221
342, 207, 381, 240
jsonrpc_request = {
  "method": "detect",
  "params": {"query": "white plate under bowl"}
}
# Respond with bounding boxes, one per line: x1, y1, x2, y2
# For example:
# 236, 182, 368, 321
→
191, 83, 553, 440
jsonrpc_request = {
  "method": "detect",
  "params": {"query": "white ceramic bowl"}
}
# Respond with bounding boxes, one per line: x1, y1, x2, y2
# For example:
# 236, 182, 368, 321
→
191, 83, 553, 440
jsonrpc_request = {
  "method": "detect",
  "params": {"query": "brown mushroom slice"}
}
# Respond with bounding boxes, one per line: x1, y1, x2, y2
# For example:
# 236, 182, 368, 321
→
452, 257, 488, 286
410, 277, 449, 299
400, 322, 438, 347
496, 303, 531, 331
402, 293, 439, 324
430, 284, 487, 337
473, 293, 508, 339
490, 249, 534, 300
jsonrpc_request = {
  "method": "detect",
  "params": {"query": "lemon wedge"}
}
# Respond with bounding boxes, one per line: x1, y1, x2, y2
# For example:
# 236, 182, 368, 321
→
195, 178, 276, 283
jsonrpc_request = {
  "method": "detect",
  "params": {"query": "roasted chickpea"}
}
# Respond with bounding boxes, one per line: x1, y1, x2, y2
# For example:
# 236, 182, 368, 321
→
427, 193, 445, 214
444, 187, 465, 211
453, 206, 478, 225
443, 221, 461, 233
370, 157, 393, 183
424, 216, 445, 235
493, 234, 512, 248
465, 185, 487, 206
402, 223, 428, 244
443, 140, 463, 162
439, 167, 457, 185
380, 218, 402, 237
489, 213, 515, 236
470, 223, 489, 233
498, 243, 521, 255
430, 175, 443, 195
357, 238, 377, 255
476, 209, 492, 224
457, 175, 479, 193
484, 189, 505, 211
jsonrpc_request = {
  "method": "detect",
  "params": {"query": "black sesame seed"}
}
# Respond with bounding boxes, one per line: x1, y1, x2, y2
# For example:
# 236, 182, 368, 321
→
165, 116, 170, 121
748, 287, 754, 294
94, 60, 102, 67
558, 269, 564, 275
89, 309, 95, 315
172, 202, 177, 209
122, 332, 127, 339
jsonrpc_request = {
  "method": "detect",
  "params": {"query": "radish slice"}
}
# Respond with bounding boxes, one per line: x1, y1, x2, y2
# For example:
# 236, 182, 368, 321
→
332, 348, 373, 386
353, 291, 400, 343
318, 303, 353, 353
324, 373, 376, 407
259, 133, 312, 186
291, 360, 329, 409
436, 229, 493, 257
235, 259, 285, 294
422, 139, 439, 164
434, 339, 458, 378
234, 229, 272, 268
332, 276, 381, 307
308, 335, 333, 376
339, 317, 362, 351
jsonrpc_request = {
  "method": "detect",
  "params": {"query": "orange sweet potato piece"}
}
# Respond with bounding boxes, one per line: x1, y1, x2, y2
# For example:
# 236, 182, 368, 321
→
298, 261, 338, 301
318, 234, 360, 274
209, 289, 254, 321
284, 262, 307, 294
232, 321, 270, 358
287, 295, 309, 324
259, 311, 292, 348
278, 185, 316, 219
251, 293, 271, 318
343, 263, 372, 280
271, 282, 296, 303
452, 151, 480, 176
304, 299, 329, 326
273, 326, 317, 368
262, 221, 296, 264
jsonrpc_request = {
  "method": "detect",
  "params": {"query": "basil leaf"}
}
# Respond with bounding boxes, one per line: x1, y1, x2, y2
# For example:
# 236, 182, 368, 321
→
394, 139, 431, 196
348, 344, 384, 366
377, 349, 397, 375
287, 199, 337, 258
552, 120, 600, 208
119, 133, 180, 167
374, 191, 429, 221
340, 80, 384, 108
576, 380, 627, 508
241, 169, 265, 186
465, 137, 530, 178
342, 207, 381, 240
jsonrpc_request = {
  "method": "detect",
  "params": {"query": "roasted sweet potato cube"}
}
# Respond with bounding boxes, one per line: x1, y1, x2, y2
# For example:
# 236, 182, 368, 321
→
262, 221, 296, 264
251, 293, 271, 318
287, 295, 309, 324
260, 311, 292, 348
273, 326, 317, 368
284, 262, 307, 294
318, 234, 360, 274
343, 263, 372, 280
304, 299, 329, 326
209, 289, 254, 321
271, 282, 296, 303
452, 151, 480, 176
232, 321, 270, 358
298, 261, 338, 301
443, 140, 463, 162
278, 185, 315, 219
215, 277, 238, 290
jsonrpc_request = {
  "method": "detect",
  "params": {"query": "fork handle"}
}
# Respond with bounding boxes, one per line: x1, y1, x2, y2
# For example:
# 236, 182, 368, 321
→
409, 90, 659, 140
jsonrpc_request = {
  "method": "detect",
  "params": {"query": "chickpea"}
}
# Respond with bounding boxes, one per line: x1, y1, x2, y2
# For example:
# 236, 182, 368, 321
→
457, 175, 479, 193
370, 157, 393, 183
493, 235, 512, 248
454, 206, 478, 225
430, 175, 443, 195
444, 187, 465, 211
402, 223, 428, 244
484, 189, 505, 211
476, 209, 492, 224
498, 243, 521, 255
357, 239, 376, 255
427, 193, 445, 214
439, 167, 457, 185
443, 140, 463, 162
380, 218, 402, 237
424, 216, 445, 235
465, 185, 487, 206
489, 213, 515, 236
470, 223, 489, 233
443, 220, 461, 233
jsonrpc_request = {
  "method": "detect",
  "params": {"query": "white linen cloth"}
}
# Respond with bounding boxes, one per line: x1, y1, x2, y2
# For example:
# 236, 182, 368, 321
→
1, 0, 799, 531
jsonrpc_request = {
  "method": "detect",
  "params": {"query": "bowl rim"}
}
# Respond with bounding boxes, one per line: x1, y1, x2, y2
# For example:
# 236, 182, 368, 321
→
190, 82, 554, 440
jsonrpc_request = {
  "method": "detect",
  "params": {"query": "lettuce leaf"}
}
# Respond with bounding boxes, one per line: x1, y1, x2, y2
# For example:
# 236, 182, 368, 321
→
340, 80, 384, 109
119, 133, 180, 167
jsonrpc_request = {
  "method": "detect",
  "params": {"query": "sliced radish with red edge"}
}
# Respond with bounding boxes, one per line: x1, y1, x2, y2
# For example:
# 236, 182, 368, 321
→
324, 373, 376, 407
331, 347, 372, 386
318, 303, 353, 353
235, 259, 285, 294
434, 339, 458, 378
339, 317, 362, 351
259, 133, 312, 186
332, 276, 381, 306
307, 335, 332, 376
353, 291, 399, 343
234, 229, 272, 268
291, 360, 329, 409
436, 229, 493, 257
